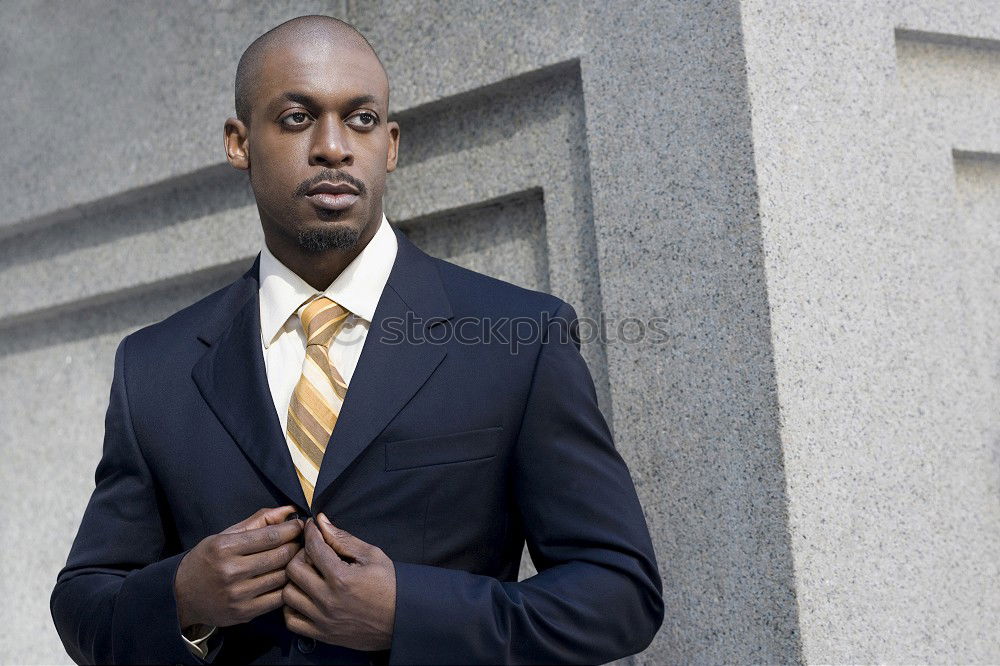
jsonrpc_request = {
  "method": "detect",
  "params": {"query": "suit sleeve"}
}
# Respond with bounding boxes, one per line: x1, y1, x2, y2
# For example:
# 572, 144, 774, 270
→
388, 300, 664, 664
50, 335, 223, 665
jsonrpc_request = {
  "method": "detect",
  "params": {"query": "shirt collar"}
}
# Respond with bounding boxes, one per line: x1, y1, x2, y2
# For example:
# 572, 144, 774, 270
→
258, 213, 398, 349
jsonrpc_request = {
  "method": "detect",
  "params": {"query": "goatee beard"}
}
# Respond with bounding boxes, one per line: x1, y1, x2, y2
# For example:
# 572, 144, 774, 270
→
296, 225, 362, 253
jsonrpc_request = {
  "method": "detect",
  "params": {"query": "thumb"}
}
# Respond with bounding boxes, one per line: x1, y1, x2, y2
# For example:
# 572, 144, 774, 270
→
316, 513, 368, 563
221, 505, 298, 534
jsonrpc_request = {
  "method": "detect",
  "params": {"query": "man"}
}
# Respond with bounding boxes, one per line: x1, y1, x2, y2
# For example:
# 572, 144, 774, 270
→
50, 14, 663, 665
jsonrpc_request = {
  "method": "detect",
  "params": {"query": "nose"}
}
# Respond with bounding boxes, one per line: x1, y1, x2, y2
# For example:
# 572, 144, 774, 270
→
308, 115, 353, 167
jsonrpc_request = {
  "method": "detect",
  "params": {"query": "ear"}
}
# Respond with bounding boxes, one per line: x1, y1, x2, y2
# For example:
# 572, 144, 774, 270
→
385, 120, 400, 173
224, 117, 250, 170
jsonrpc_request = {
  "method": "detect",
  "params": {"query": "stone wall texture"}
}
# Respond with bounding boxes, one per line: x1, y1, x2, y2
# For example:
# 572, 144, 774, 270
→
1, 1, 997, 663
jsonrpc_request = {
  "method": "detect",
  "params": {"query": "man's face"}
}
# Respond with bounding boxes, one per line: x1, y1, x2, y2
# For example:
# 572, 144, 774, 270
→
229, 37, 399, 254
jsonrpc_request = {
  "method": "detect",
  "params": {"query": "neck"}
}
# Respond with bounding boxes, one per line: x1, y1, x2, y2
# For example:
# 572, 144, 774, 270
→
263, 215, 381, 291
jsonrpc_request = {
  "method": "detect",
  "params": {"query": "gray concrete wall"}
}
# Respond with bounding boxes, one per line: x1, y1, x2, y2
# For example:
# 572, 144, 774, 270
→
0, 1, 997, 664
741, 1, 1000, 661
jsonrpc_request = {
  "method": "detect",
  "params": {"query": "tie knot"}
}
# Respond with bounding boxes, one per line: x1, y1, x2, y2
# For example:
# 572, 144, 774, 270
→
299, 296, 350, 347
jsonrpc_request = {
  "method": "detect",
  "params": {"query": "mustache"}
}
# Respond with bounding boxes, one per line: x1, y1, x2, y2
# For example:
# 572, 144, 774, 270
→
296, 170, 367, 197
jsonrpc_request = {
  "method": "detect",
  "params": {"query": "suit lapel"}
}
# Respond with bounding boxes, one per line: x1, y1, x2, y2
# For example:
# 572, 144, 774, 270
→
312, 226, 452, 507
191, 254, 310, 510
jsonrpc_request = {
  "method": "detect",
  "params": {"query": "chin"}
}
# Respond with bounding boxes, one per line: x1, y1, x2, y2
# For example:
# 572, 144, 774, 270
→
295, 222, 363, 253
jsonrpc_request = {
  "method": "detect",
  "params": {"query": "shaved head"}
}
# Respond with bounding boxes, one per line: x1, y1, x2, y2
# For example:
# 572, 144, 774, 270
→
235, 15, 387, 126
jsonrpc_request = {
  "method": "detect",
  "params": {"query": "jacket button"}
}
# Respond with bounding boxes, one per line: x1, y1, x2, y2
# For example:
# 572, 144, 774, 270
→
297, 636, 316, 653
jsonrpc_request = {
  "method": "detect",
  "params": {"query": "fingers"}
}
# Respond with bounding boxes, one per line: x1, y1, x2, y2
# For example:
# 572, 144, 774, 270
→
245, 587, 285, 618
283, 604, 318, 639
236, 567, 288, 599
286, 540, 327, 595
282, 580, 324, 623
265, 506, 301, 526
222, 516, 304, 556
316, 513, 369, 565
240, 540, 300, 578
304, 519, 350, 581
222, 505, 299, 534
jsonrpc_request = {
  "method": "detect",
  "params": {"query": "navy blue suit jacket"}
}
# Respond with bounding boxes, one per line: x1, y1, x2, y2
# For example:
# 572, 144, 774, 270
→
51, 225, 664, 664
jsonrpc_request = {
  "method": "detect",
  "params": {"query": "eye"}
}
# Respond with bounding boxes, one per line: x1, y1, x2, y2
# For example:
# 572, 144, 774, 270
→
347, 111, 379, 129
279, 111, 311, 128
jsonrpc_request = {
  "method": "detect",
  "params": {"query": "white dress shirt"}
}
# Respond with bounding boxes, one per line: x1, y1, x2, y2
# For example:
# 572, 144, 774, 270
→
181, 213, 398, 659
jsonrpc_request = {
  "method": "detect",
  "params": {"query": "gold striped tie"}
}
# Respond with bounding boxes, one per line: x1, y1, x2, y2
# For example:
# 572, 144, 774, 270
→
286, 296, 351, 507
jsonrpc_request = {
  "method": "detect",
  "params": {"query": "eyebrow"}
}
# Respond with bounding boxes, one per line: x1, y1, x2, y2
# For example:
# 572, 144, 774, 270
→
274, 91, 379, 110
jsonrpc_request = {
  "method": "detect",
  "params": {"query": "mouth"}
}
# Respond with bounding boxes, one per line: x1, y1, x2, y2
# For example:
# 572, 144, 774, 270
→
305, 181, 361, 211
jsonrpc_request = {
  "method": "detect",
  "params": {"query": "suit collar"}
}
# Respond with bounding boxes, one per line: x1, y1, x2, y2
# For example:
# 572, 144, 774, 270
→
192, 223, 452, 511
195, 254, 260, 347
383, 223, 452, 321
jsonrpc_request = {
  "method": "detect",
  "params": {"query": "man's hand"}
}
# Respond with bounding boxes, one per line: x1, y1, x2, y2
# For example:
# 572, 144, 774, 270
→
174, 505, 304, 630
282, 513, 396, 651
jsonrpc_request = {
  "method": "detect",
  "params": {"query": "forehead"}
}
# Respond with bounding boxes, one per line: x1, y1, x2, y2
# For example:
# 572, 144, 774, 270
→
253, 37, 388, 111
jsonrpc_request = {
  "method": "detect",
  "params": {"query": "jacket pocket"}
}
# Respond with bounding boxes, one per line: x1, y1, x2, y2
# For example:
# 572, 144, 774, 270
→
383, 426, 503, 471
